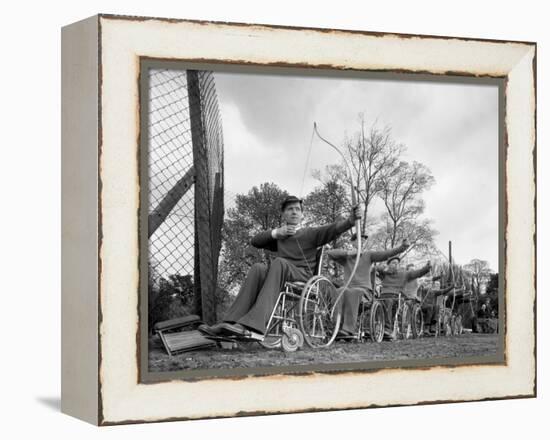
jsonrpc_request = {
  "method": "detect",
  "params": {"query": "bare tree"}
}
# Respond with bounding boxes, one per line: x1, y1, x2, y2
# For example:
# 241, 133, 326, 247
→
370, 215, 438, 259
378, 160, 436, 248
463, 258, 493, 289
464, 258, 492, 275
462, 258, 494, 317
342, 115, 404, 235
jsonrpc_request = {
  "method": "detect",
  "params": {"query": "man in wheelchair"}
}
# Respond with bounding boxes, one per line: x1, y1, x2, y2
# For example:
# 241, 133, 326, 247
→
378, 257, 432, 338
326, 235, 409, 339
403, 263, 421, 301
198, 195, 361, 341
419, 279, 454, 335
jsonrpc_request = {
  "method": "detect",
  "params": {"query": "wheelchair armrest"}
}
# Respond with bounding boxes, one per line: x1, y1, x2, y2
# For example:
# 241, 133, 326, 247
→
378, 292, 401, 300
285, 281, 306, 290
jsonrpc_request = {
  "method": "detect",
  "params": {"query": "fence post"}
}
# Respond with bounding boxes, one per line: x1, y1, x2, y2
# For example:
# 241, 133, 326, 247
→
187, 70, 217, 324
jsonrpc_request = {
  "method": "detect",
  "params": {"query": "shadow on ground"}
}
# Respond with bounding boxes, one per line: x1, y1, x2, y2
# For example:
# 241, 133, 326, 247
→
36, 396, 61, 412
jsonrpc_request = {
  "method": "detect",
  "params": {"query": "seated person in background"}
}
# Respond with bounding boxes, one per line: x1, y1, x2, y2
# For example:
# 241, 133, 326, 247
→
403, 263, 421, 301
378, 257, 432, 336
476, 303, 491, 333
443, 288, 471, 309
327, 235, 409, 338
370, 265, 381, 296
199, 195, 361, 340
478, 303, 489, 318
421, 279, 454, 335
484, 298, 493, 317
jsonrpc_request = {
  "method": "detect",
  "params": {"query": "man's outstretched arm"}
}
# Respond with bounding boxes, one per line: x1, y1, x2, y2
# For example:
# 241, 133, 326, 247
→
406, 262, 431, 281
434, 285, 454, 296
309, 218, 353, 247
310, 205, 361, 246
326, 249, 352, 263
369, 240, 409, 262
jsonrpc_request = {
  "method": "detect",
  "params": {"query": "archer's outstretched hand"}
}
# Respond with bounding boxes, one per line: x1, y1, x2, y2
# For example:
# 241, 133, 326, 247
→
348, 204, 362, 223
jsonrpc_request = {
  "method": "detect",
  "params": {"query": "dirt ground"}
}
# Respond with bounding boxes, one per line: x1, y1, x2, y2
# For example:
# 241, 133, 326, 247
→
148, 333, 500, 372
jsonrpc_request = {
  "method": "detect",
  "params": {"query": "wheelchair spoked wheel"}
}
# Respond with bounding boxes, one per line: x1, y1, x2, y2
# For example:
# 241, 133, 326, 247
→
450, 315, 457, 336
299, 275, 341, 349
453, 315, 463, 335
443, 310, 453, 336
411, 304, 424, 339
359, 304, 371, 342
435, 311, 443, 337
400, 302, 412, 340
369, 300, 385, 343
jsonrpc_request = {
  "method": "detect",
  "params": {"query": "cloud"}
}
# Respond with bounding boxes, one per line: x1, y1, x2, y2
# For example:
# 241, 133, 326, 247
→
219, 101, 287, 193
214, 70, 500, 269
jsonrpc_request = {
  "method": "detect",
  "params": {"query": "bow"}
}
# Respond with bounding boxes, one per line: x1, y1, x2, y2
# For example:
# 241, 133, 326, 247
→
435, 244, 456, 313
448, 241, 457, 314
313, 122, 361, 317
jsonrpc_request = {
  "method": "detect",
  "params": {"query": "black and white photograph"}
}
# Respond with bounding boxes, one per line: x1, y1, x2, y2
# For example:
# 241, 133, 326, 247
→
2, 0, 544, 433
143, 65, 503, 376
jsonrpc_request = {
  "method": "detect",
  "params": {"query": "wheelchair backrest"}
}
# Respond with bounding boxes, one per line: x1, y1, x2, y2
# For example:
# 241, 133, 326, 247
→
313, 246, 325, 276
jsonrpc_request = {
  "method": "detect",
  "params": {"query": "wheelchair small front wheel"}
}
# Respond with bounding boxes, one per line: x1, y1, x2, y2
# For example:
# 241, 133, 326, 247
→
281, 327, 303, 352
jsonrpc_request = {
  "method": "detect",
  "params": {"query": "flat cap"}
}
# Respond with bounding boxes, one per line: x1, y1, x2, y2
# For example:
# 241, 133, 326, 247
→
280, 195, 303, 212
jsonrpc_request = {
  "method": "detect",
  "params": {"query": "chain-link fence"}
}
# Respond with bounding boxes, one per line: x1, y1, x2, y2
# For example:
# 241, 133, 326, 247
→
148, 69, 194, 278
147, 68, 224, 324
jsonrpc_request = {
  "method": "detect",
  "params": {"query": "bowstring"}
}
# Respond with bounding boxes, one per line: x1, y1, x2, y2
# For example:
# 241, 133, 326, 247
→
312, 123, 361, 316
293, 125, 319, 278
299, 127, 316, 200
298, 122, 361, 317
294, 234, 315, 279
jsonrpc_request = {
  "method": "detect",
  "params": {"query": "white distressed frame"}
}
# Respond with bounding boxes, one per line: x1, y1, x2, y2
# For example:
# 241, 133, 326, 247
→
65, 14, 536, 425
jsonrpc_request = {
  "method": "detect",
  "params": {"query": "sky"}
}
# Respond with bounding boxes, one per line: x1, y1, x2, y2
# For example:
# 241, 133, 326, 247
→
213, 69, 500, 271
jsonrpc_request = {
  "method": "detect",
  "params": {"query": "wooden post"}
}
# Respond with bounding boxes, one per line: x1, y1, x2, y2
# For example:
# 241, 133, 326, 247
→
448, 240, 454, 283
187, 70, 216, 324
210, 171, 224, 316
211, 172, 224, 261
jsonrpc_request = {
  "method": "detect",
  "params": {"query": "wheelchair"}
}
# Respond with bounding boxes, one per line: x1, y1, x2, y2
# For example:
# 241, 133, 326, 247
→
401, 297, 425, 339
342, 292, 384, 343
307, 284, 383, 344
362, 291, 418, 341
257, 247, 342, 352
434, 292, 466, 337
434, 306, 453, 337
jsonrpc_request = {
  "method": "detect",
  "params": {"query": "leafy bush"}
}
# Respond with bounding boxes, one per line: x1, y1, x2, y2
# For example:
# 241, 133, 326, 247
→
148, 272, 195, 330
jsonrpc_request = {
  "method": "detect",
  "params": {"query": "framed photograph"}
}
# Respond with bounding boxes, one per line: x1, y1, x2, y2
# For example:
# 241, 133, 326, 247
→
61, 14, 536, 425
